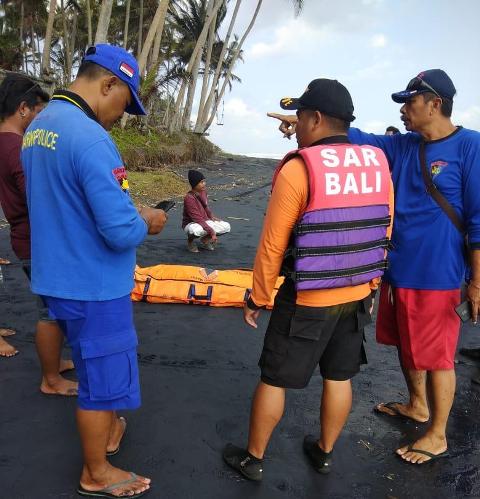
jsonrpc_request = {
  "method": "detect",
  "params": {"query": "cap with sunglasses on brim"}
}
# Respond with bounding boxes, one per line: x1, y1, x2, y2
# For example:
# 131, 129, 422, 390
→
83, 43, 146, 116
391, 69, 456, 104
279, 78, 356, 122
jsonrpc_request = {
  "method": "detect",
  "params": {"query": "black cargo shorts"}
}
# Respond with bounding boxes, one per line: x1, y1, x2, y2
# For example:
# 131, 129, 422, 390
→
259, 279, 371, 389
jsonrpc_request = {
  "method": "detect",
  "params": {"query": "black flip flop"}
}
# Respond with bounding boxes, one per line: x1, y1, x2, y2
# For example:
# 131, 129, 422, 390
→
374, 401, 428, 424
399, 447, 450, 464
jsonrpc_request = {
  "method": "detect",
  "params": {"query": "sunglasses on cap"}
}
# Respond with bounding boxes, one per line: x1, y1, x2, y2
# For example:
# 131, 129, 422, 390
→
406, 77, 442, 99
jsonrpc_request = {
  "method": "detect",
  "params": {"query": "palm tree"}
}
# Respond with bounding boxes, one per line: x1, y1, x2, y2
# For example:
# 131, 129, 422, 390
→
41, 0, 56, 75
137, 0, 169, 75
197, 0, 263, 133
194, 0, 240, 132
169, 0, 224, 132
123, 0, 130, 48
94, 0, 113, 44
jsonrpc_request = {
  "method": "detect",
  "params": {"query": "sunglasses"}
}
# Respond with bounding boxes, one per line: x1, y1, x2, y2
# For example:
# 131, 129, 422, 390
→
406, 77, 442, 99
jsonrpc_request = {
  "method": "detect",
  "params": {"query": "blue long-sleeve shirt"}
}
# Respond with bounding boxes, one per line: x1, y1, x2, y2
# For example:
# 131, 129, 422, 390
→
21, 97, 147, 300
349, 126, 480, 289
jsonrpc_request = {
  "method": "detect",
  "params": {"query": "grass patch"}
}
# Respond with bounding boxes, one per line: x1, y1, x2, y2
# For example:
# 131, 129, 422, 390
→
128, 169, 188, 205
110, 126, 220, 171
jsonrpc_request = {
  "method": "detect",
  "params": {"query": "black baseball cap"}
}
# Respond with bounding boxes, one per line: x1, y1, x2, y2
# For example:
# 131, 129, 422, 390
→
391, 69, 456, 103
280, 78, 355, 122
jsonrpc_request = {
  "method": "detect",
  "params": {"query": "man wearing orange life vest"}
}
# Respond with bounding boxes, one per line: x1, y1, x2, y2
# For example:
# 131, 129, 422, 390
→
223, 79, 394, 479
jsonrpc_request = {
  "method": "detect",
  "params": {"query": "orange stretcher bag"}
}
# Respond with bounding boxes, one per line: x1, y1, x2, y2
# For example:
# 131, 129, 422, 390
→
131, 264, 283, 308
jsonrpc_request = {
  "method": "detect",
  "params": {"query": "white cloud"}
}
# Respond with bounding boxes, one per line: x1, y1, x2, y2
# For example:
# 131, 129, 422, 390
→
453, 105, 480, 129
248, 19, 331, 59
362, 120, 388, 134
224, 97, 262, 120
352, 60, 393, 80
370, 34, 387, 48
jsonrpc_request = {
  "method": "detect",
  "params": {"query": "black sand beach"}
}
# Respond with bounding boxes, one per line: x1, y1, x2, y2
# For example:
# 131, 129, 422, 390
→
1, 156, 480, 499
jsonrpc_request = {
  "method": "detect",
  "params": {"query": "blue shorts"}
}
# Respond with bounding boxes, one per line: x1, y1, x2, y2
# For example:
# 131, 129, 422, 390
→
43, 295, 141, 411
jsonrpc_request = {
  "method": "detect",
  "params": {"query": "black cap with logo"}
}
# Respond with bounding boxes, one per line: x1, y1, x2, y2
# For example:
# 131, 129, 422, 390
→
279, 78, 355, 122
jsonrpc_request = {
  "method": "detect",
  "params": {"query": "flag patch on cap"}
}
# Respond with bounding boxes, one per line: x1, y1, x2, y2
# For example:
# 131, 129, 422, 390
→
119, 62, 134, 78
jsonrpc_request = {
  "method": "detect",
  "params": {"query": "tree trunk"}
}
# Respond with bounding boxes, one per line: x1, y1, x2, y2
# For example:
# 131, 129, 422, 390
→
169, 0, 224, 132
181, 48, 202, 129
67, 9, 78, 83
182, 0, 216, 129
19, 1, 26, 72
86, 0, 93, 46
41, 0, 56, 76
196, 0, 241, 132
203, 0, 263, 133
137, 0, 169, 75
123, 0, 131, 49
61, 0, 69, 84
194, 7, 217, 132
30, 22, 36, 76
94, 0, 114, 44
150, 0, 169, 68
137, 0, 143, 58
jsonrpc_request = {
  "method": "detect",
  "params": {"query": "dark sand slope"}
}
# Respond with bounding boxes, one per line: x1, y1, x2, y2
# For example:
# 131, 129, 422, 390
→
1, 156, 480, 499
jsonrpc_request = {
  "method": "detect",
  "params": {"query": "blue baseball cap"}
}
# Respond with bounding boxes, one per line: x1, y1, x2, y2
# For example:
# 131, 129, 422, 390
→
391, 69, 456, 104
83, 44, 146, 115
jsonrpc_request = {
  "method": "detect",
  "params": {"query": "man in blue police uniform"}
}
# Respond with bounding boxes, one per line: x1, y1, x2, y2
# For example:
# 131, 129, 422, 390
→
22, 44, 167, 498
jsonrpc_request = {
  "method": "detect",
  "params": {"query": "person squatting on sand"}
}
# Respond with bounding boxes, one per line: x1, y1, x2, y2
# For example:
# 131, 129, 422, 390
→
0, 75, 78, 384
21, 44, 168, 498
223, 78, 394, 479
182, 169, 231, 253
270, 69, 480, 465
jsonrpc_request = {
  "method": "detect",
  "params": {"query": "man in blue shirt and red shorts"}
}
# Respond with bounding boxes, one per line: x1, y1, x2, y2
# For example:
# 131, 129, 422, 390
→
269, 69, 480, 464
22, 45, 167, 497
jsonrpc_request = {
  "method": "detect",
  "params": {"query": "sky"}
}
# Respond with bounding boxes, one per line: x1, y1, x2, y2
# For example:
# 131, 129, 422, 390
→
206, 0, 480, 158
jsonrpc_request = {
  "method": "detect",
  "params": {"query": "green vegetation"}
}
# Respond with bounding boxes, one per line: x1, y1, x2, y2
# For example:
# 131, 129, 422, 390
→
110, 126, 220, 204
110, 126, 220, 170
127, 170, 187, 205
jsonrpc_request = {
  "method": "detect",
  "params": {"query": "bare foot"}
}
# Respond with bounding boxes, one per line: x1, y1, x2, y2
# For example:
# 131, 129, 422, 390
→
187, 241, 199, 253
396, 432, 448, 464
59, 358, 75, 373
0, 336, 18, 357
40, 376, 78, 396
80, 463, 151, 497
0, 328, 15, 337
107, 416, 127, 455
375, 401, 429, 423
0, 258, 10, 265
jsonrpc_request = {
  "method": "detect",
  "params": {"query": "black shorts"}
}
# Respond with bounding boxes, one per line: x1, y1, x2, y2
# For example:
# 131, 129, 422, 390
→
259, 279, 371, 388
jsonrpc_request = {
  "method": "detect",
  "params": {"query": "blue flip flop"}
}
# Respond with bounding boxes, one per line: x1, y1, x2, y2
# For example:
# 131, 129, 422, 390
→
77, 472, 149, 498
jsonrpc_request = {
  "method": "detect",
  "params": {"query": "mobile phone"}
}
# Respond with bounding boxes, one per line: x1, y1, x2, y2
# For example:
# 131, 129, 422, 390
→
455, 301, 472, 323
154, 200, 175, 212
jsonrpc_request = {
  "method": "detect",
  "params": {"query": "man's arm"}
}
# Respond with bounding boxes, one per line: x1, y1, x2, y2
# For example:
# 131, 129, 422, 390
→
462, 138, 480, 322
467, 250, 480, 323
78, 139, 149, 251
266, 112, 401, 166
244, 157, 307, 327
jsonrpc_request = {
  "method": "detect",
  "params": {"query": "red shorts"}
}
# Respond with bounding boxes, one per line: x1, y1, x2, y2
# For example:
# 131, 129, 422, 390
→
376, 284, 461, 370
